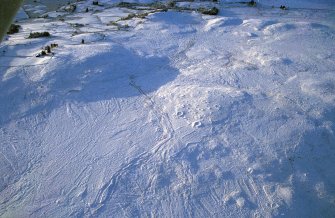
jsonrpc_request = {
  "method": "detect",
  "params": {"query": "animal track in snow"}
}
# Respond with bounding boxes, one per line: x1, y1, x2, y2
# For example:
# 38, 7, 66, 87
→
192, 121, 203, 128
176, 111, 185, 118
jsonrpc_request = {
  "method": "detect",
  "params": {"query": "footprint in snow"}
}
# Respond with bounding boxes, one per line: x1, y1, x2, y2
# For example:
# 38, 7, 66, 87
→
192, 121, 203, 128
176, 111, 186, 118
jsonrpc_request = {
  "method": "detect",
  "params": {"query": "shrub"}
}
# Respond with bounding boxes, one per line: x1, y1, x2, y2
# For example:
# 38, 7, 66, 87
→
117, 2, 134, 7
280, 5, 287, 10
108, 21, 119, 26
28, 32, 50, 38
167, 1, 176, 8
50, 43, 58, 48
36, 50, 47, 57
137, 12, 149, 19
7, 24, 21, 34
248, 0, 256, 7
121, 13, 136, 20
45, 45, 51, 53
199, 7, 219, 15
121, 12, 149, 20
36, 43, 58, 57
149, 2, 167, 10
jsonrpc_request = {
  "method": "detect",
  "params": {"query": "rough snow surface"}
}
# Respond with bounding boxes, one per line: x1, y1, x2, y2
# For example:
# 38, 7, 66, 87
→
1, 0, 335, 217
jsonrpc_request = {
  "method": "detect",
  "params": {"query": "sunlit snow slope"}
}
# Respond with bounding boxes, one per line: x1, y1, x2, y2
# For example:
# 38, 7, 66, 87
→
1, 0, 335, 217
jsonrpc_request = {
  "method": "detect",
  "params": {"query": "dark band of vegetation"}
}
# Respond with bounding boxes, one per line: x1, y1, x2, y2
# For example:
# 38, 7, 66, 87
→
198, 7, 219, 15
28, 31, 50, 39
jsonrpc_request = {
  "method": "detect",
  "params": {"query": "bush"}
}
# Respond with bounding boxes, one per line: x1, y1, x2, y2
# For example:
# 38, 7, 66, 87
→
167, 1, 176, 8
50, 43, 58, 48
7, 24, 21, 34
108, 21, 119, 26
121, 13, 136, 20
248, 0, 256, 7
117, 2, 134, 7
121, 12, 149, 20
28, 32, 50, 38
149, 2, 167, 10
280, 5, 287, 10
36, 43, 58, 57
45, 45, 51, 53
199, 7, 219, 15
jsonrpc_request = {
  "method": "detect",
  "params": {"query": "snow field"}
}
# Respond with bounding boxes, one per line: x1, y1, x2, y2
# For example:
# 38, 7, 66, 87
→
1, 0, 335, 217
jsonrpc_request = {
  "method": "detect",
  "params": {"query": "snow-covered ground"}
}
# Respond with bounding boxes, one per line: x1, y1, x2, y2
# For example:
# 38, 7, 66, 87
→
1, 0, 335, 217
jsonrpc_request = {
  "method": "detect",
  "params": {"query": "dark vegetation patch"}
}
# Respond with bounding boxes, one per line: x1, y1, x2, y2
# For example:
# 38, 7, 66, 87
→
167, 1, 176, 8
36, 43, 58, 57
280, 5, 287, 10
198, 7, 219, 15
28, 32, 51, 39
149, 2, 169, 10
108, 21, 119, 26
120, 12, 150, 20
107, 21, 130, 30
239, 1, 256, 7
117, 2, 134, 7
248, 0, 256, 7
7, 24, 21, 35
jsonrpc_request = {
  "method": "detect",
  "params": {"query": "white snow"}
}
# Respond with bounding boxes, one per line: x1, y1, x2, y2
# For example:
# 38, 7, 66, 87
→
1, 0, 335, 217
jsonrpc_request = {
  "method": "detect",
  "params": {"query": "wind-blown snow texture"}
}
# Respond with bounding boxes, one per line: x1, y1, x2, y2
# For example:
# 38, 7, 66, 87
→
1, 0, 335, 217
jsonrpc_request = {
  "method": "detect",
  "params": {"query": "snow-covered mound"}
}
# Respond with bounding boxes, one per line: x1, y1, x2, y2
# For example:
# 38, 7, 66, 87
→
1, 0, 334, 217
